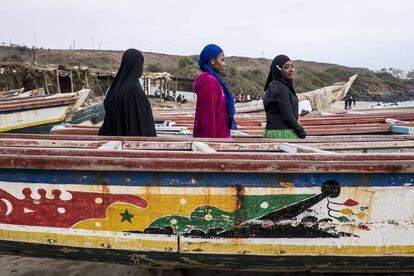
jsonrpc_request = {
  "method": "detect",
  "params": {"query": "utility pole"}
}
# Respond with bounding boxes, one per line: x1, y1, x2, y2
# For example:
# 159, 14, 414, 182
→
98, 42, 101, 50
72, 40, 75, 50
32, 46, 36, 64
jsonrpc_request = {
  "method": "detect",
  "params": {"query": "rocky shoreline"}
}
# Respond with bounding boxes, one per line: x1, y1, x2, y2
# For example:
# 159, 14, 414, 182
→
349, 90, 414, 102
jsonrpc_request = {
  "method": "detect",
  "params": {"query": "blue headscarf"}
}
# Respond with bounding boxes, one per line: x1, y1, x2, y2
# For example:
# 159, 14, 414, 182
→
198, 44, 237, 130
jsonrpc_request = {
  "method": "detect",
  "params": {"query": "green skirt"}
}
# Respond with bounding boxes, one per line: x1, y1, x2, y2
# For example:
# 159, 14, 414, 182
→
263, 129, 298, 139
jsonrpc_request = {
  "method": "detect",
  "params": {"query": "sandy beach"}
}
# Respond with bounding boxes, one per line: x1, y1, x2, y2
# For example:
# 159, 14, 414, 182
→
0, 255, 282, 276
329, 100, 414, 114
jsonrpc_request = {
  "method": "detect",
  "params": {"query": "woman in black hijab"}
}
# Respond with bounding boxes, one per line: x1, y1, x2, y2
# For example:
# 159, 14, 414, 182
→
98, 49, 156, 136
263, 55, 306, 139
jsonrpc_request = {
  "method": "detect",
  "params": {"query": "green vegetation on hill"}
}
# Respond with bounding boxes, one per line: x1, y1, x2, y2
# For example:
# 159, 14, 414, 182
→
1, 46, 413, 98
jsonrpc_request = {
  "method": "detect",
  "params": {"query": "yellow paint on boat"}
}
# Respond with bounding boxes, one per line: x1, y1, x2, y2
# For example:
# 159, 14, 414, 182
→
0, 117, 64, 132
0, 228, 177, 252
72, 194, 238, 231
181, 240, 414, 256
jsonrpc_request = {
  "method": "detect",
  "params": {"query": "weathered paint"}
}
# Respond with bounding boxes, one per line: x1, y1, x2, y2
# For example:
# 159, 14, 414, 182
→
0, 90, 90, 133
0, 135, 413, 270
0, 105, 70, 132
0, 180, 413, 266
4, 131, 412, 142
0, 96, 77, 112
391, 125, 414, 134
50, 121, 414, 136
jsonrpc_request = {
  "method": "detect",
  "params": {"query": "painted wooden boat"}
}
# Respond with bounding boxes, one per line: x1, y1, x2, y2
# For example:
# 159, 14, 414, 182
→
0, 89, 90, 133
0, 133, 413, 272
65, 101, 105, 125
0, 88, 24, 98
51, 111, 414, 137
15, 88, 46, 98
0, 88, 45, 98
3, 132, 414, 153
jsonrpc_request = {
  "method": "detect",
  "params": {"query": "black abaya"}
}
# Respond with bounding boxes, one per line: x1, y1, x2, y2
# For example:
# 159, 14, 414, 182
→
98, 49, 156, 136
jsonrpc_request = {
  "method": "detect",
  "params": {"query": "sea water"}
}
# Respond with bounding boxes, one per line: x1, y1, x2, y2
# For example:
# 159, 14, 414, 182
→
369, 100, 414, 108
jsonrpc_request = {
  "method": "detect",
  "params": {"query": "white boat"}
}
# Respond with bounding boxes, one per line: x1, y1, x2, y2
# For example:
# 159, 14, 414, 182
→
0, 89, 90, 133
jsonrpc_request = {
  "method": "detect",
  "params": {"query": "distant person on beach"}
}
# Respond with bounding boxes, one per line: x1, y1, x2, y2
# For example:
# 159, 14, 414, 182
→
192, 44, 237, 138
351, 97, 356, 107
344, 95, 356, 110
181, 95, 188, 104
263, 55, 306, 139
98, 49, 156, 136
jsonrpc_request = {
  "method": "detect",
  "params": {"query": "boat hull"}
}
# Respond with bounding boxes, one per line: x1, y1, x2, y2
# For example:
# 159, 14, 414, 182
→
0, 162, 413, 271
0, 240, 414, 272
0, 105, 71, 133
0, 89, 90, 133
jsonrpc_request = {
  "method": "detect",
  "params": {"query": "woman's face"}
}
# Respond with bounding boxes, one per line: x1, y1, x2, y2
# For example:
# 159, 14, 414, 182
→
280, 61, 295, 80
211, 52, 226, 73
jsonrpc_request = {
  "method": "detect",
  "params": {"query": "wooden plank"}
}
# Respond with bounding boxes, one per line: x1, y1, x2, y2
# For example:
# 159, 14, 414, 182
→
0, 153, 412, 173
279, 143, 336, 154
191, 142, 216, 153
0, 97, 77, 112
3, 132, 414, 144
124, 141, 191, 150
385, 118, 408, 124
70, 70, 74, 93
49, 124, 396, 136
391, 125, 414, 135
0, 95, 77, 106
230, 130, 249, 136
0, 138, 105, 149
306, 140, 414, 150
98, 141, 122, 150
3, 146, 414, 162
56, 68, 61, 94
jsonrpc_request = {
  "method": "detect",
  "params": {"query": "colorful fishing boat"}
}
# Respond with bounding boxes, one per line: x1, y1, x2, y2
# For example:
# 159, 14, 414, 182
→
51, 111, 414, 137
0, 89, 90, 133
0, 133, 413, 272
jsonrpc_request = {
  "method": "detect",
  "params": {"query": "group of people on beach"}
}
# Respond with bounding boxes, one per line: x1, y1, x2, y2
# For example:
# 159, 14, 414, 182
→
235, 94, 260, 103
98, 45, 306, 139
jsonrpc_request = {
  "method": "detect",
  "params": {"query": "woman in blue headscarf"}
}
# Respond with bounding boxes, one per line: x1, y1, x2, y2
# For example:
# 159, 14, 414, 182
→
192, 44, 237, 138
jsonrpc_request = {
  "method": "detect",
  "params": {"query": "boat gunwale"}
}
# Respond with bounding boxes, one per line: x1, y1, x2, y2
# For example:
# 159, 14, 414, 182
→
0, 147, 413, 173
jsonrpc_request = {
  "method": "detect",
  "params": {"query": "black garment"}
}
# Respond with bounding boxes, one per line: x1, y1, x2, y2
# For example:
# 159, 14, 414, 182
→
263, 55, 306, 138
98, 49, 156, 136
264, 54, 291, 91
263, 80, 305, 138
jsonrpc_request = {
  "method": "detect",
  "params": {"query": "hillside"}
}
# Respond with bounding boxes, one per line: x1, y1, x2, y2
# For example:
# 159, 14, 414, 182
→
1, 46, 413, 100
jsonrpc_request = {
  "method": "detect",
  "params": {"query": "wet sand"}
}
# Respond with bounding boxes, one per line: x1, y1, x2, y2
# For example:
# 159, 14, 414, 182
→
0, 255, 279, 276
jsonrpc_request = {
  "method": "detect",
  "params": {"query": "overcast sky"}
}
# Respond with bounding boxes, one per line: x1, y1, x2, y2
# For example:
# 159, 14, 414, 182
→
1, 0, 413, 70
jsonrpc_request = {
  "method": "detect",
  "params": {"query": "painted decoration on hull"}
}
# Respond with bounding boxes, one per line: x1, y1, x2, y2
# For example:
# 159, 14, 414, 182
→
145, 182, 342, 238
0, 188, 147, 227
0, 180, 367, 238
